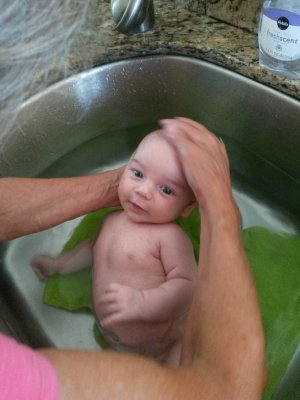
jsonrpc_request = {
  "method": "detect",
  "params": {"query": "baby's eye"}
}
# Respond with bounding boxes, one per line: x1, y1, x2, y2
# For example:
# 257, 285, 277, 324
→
160, 186, 174, 196
133, 169, 143, 178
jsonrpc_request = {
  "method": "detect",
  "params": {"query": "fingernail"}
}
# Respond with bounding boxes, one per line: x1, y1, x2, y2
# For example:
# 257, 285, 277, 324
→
159, 119, 171, 125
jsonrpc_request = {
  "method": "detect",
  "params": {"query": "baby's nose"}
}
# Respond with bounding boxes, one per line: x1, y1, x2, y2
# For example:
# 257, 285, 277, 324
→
136, 182, 152, 199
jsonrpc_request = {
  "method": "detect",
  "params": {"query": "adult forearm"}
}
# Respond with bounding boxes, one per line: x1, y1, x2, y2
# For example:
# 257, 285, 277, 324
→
0, 168, 123, 242
160, 117, 266, 398
40, 348, 224, 400
182, 194, 266, 398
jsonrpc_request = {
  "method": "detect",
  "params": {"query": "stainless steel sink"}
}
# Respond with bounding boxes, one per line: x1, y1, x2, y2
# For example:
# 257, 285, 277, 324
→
1, 56, 300, 398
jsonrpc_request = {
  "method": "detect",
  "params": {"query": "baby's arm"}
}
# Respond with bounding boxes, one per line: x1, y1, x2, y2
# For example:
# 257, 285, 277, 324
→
31, 239, 93, 281
140, 226, 196, 322
98, 226, 196, 327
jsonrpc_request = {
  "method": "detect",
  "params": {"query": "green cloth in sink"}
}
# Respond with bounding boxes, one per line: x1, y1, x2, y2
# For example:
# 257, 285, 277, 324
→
43, 208, 300, 399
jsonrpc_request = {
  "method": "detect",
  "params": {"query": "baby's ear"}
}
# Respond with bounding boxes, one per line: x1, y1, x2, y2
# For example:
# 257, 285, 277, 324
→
180, 200, 197, 218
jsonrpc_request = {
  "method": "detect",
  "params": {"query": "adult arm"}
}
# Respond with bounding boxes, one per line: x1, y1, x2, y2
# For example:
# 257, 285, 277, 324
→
0, 167, 123, 242
162, 118, 267, 398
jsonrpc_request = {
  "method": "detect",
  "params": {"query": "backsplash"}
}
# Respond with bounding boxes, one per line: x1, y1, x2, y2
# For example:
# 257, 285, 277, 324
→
181, 0, 264, 33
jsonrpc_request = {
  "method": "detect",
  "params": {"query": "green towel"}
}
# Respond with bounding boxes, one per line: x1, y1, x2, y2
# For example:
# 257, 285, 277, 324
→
43, 208, 300, 399
43, 208, 117, 310
242, 227, 300, 399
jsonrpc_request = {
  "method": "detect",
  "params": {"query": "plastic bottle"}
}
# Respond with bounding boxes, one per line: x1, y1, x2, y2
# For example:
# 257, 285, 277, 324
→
258, 0, 300, 79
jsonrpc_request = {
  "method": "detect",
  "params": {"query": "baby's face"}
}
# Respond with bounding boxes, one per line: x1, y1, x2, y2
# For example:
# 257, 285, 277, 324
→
118, 132, 195, 224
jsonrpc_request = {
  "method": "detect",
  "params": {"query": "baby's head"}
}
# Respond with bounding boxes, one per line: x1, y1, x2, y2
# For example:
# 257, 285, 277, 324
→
118, 130, 196, 224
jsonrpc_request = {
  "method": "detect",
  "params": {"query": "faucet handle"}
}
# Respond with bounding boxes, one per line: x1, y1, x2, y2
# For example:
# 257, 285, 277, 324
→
111, 0, 155, 34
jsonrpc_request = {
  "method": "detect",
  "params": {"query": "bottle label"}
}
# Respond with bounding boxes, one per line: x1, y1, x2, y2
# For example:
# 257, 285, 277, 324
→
260, 8, 300, 61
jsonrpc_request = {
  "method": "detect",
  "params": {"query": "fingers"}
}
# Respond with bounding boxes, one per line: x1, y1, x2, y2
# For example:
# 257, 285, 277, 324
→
96, 284, 143, 328
160, 116, 206, 131
97, 283, 125, 327
159, 117, 231, 204
160, 116, 228, 161
99, 311, 122, 329
160, 117, 212, 142
161, 117, 226, 153
98, 284, 121, 312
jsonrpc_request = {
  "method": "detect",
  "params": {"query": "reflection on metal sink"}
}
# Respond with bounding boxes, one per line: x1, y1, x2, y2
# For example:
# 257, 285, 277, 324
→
1, 56, 300, 398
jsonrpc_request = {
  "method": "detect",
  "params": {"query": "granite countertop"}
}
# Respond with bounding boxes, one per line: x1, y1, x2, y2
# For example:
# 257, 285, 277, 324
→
68, 1, 300, 101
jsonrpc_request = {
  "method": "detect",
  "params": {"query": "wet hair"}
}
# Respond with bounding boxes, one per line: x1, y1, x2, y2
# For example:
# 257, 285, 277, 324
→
0, 0, 98, 145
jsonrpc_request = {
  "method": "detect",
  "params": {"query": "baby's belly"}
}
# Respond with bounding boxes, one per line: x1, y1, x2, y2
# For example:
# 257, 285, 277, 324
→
92, 259, 182, 355
93, 266, 166, 294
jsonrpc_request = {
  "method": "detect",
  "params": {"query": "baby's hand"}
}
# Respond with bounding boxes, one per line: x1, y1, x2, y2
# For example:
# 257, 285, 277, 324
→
97, 283, 144, 329
31, 255, 57, 281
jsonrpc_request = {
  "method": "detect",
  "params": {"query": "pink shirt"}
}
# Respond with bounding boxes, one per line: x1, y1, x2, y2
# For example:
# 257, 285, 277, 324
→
0, 334, 59, 400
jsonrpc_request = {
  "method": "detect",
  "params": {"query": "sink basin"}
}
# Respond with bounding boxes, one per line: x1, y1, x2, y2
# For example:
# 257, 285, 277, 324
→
1, 55, 300, 398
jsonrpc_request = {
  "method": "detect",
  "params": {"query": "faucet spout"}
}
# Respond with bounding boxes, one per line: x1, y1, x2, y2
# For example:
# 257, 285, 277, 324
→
111, 0, 155, 34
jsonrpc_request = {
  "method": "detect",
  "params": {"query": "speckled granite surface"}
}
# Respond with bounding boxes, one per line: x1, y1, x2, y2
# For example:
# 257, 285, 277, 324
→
206, 0, 263, 33
68, 1, 299, 101
179, 0, 206, 14
52, 0, 300, 100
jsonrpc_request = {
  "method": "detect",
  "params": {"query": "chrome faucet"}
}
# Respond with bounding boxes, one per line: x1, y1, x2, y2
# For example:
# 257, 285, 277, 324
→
111, 0, 155, 34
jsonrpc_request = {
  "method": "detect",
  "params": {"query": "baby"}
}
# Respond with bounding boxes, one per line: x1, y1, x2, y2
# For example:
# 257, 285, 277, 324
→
32, 130, 197, 365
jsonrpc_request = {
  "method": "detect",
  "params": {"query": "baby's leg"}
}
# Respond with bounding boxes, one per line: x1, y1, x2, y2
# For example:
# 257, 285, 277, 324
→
31, 239, 93, 281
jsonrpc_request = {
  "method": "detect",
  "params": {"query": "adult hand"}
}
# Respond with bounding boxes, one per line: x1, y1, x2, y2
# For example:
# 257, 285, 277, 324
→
160, 117, 232, 214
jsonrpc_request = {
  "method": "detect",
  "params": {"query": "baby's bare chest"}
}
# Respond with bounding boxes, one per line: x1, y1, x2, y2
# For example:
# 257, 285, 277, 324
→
93, 220, 166, 288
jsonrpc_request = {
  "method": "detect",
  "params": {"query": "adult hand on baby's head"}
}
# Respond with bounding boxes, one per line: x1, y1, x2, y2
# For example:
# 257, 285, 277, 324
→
160, 117, 232, 210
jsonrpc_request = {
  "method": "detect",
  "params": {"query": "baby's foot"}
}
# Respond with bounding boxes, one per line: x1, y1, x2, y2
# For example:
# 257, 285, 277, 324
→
31, 255, 56, 281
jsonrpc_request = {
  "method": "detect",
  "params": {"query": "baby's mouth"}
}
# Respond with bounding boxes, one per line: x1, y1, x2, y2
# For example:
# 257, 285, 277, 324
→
129, 200, 145, 213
